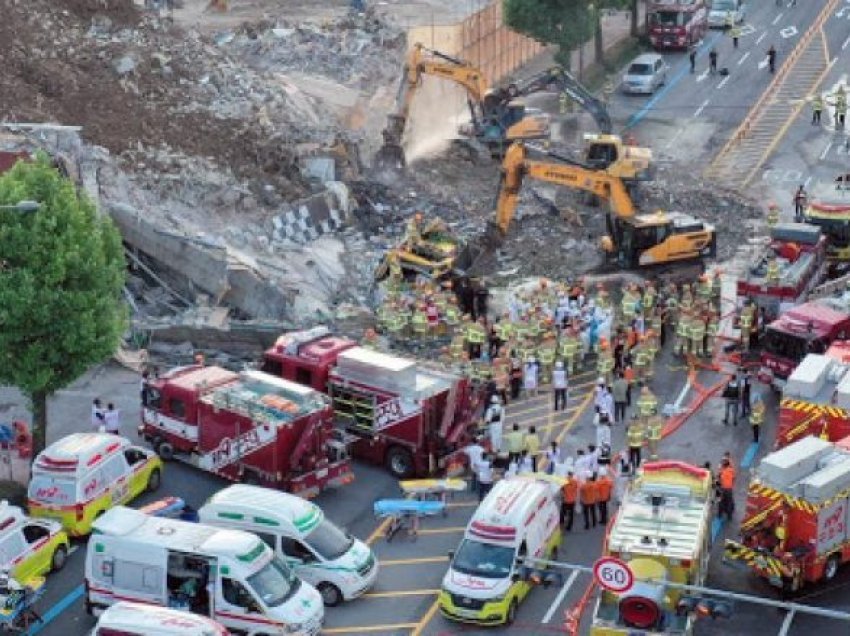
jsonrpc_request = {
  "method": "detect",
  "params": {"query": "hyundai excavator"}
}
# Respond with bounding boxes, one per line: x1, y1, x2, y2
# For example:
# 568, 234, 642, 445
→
493, 142, 716, 271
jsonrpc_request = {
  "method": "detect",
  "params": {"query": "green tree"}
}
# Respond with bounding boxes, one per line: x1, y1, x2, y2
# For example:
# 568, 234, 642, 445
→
0, 156, 127, 457
504, 0, 594, 68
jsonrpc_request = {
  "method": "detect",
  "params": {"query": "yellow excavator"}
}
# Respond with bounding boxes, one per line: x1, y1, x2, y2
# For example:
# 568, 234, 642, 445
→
494, 142, 716, 270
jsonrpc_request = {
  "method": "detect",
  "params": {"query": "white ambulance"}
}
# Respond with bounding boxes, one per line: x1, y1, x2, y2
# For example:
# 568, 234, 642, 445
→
198, 485, 378, 607
92, 601, 230, 635
85, 507, 323, 636
439, 476, 562, 625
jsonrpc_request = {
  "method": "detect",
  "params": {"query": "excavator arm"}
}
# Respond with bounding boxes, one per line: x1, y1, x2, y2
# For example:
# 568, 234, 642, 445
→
495, 142, 635, 234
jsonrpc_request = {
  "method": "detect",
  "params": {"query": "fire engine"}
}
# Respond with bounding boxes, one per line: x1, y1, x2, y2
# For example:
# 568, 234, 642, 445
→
725, 435, 850, 592
736, 223, 828, 322
647, 0, 708, 50
261, 327, 483, 478
759, 299, 850, 390
778, 351, 850, 449
140, 365, 352, 497
591, 461, 714, 635
804, 201, 850, 262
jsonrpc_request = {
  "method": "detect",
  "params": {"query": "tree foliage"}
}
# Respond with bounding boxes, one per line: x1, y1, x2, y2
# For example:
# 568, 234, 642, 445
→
0, 156, 127, 455
504, 0, 595, 68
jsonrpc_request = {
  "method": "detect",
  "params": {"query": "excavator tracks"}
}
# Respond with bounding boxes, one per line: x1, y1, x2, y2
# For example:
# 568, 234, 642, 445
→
704, 0, 840, 190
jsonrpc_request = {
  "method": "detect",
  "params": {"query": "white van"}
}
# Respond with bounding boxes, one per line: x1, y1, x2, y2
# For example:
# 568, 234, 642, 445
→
92, 601, 230, 635
438, 476, 562, 625
85, 507, 323, 636
199, 485, 378, 606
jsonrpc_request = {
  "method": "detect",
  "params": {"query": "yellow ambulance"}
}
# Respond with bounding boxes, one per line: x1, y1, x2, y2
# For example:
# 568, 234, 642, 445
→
0, 501, 70, 584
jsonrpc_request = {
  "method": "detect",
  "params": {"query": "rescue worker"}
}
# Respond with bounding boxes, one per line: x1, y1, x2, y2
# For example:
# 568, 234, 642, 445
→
636, 385, 658, 421
793, 184, 808, 221
646, 414, 664, 460
465, 316, 486, 360
730, 21, 741, 48
561, 329, 580, 375
484, 395, 505, 454
812, 93, 824, 124
766, 201, 780, 227
561, 471, 578, 530
505, 423, 524, 464
580, 473, 599, 529
739, 302, 755, 352
538, 333, 557, 385
596, 468, 614, 524
524, 426, 541, 472
706, 312, 719, 357
750, 394, 765, 443
689, 313, 706, 357
675, 311, 691, 357
718, 458, 736, 521
627, 417, 645, 473
597, 339, 615, 385
632, 338, 649, 384
410, 303, 429, 340
553, 360, 569, 411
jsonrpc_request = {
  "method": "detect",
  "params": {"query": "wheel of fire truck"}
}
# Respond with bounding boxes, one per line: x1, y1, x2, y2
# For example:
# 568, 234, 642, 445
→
385, 446, 415, 479
157, 442, 174, 461
146, 468, 161, 493
824, 554, 841, 581
318, 582, 343, 607
505, 599, 518, 625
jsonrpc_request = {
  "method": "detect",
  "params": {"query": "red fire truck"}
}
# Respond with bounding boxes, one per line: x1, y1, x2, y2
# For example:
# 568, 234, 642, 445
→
647, 0, 708, 50
261, 327, 483, 478
737, 223, 828, 322
725, 435, 850, 592
759, 299, 850, 390
140, 365, 353, 497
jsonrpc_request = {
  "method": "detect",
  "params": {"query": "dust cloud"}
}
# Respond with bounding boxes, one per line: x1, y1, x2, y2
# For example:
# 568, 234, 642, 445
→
403, 76, 470, 162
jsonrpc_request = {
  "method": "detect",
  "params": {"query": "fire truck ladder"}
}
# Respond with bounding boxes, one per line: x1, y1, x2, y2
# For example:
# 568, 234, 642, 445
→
704, 0, 840, 189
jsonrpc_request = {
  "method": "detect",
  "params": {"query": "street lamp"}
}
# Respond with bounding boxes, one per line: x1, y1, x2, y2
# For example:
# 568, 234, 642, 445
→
0, 200, 41, 213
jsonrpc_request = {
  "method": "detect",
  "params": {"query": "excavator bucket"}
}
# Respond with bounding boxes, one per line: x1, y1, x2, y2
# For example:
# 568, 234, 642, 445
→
372, 115, 408, 173
452, 221, 504, 276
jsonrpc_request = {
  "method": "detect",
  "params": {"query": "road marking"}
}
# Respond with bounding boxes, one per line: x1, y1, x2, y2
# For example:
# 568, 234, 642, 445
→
804, 175, 813, 188
756, 31, 767, 44
741, 441, 761, 469
758, 57, 769, 69
711, 517, 727, 542
380, 556, 450, 566
26, 584, 84, 636
363, 589, 440, 598
665, 128, 684, 149
738, 51, 751, 65
780, 25, 798, 38
773, 12, 784, 25
411, 598, 441, 636
673, 380, 692, 410
843, 35, 850, 50
542, 570, 581, 624
696, 68, 710, 83
694, 99, 710, 117
322, 623, 420, 634
366, 518, 392, 546
508, 399, 582, 419
717, 75, 731, 89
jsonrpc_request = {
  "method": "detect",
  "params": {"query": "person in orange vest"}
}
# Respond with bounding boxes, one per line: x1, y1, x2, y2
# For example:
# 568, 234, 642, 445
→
596, 467, 614, 524
561, 471, 579, 531
718, 458, 736, 521
580, 473, 599, 529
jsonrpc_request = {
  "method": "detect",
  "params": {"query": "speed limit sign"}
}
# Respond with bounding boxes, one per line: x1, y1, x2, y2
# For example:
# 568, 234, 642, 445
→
593, 556, 634, 594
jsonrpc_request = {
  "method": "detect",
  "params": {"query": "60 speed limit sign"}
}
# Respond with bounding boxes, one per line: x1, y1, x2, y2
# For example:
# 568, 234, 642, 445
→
593, 556, 634, 594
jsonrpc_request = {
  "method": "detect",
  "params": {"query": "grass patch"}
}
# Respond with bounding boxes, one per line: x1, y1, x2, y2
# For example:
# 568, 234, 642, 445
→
582, 36, 648, 93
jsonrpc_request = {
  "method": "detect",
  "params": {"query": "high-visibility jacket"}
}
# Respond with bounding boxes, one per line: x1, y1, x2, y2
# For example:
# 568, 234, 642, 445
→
596, 476, 613, 502
539, 345, 557, 365
597, 354, 615, 374
562, 478, 578, 504
719, 465, 736, 489
637, 392, 657, 417
449, 337, 465, 358
580, 480, 598, 506
411, 311, 428, 334
506, 430, 524, 453
646, 417, 663, 441
524, 433, 541, 455
387, 313, 406, 333
466, 322, 486, 344
740, 311, 753, 330
496, 321, 513, 341
627, 425, 645, 448
444, 306, 460, 326
689, 319, 706, 341
633, 347, 649, 368
676, 320, 690, 338
561, 337, 579, 359
751, 402, 765, 426
707, 320, 719, 337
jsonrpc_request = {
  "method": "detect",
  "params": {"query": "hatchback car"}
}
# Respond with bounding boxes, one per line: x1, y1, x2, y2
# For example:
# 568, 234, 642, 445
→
622, 53, 668, 95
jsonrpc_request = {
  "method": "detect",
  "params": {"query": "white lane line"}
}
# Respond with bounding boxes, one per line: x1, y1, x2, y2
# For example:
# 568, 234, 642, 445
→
694, 99, 710, 117
758, 57, 769, 69
843, 36, 850, 51
738, 51, 751, 65
717, 75, 731, 89
542, 570, 581, 624
757, 32, 767, 45
804, 176, 812, 188
665, 128, 684, 149
696, 68, 710, 83
674, 381, 692, 410
772, 12, 784, 25
820, 141, 833, 160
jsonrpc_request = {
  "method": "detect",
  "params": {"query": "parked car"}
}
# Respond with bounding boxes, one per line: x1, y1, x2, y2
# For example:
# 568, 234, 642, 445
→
622, 53, 668, 95
708, 0, 746, 27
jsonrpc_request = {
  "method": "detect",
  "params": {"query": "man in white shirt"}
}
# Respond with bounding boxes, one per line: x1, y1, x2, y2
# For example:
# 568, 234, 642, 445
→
484, 396, 504, 454
464, 438, 485, 490
553, 362, 569, 411
475, 454, 494, 502
91, 399, 105, 431
104, 403, 121, 434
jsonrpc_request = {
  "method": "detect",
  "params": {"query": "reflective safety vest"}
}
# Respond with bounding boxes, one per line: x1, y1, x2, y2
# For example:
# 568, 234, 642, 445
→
707, 320, 719, 337
767, 207, 779, 226
520, 345, 536, 363
646, 417, 663, 441
637, 393, 657, 416
766, 260, 780, 283
666, 296, 678, 311
645, 341, 658, 359
539, 345, 557, 365
411, 311, 428, 334
514, 323, 531, 341
444, 306, 460, 326
377, 305, 391, 327
621, 294, 636, 318
676, 320, 690, 338
627, 425, 645, 448
561, 338, 579, 358
751, 402, 765, 426
689, 320, 706, 341
496, 321, 513, 341
650, 315, 662, 333
740, 311, 753, 330
697, 281, 711, 299
597, 354, 615, 374
387, 313, 406, 333
680, 296, 693, 312
527, 319, 543, 339
644, 291, 656, 311
466, 323, 486, 344
633, 347, 649, 368
449, 337, 465, 358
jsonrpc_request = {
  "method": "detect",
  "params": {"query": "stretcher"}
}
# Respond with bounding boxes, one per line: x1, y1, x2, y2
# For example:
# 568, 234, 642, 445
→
399, 478, 466, 508
0, 576, 44, 633
138, 497, 200, 522
373, 499, 447, 541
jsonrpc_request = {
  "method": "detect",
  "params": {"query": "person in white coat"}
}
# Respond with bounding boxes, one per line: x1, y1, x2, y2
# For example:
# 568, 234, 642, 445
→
484, 395, 505, 454
523, 359, 539, 398
552, 361, 569, 411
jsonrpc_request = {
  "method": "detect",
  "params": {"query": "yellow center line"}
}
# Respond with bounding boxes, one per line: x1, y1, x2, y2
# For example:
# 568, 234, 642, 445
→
540, 389, 596, 471
411, 599, 441, 636
366, 518, 392, 546
380, 556, 450, 566
363, 589, 440, 599
321, 623, 419, 634
506, 400, 583, 419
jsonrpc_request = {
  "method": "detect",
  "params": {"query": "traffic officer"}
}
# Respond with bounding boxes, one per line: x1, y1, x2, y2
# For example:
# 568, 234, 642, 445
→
646, 414, 663, 460
812, 93, 824, 124
750, 394, 765, 443
729, 22, 741, 48
627, 416, 645, 473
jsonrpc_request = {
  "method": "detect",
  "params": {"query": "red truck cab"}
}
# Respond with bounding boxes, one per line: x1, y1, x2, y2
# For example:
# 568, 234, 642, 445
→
647, 0, 708, 50
261, 327, 356, 393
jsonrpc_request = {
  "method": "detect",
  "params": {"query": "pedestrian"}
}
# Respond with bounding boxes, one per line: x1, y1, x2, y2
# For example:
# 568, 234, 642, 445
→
506, 423, 524, 464
545, 441, 561, 475
793, 184, 808, 221
553, 361, 568, 411
812, 93, 823, 124
104, 403, 121, 434
740, 370, 752, 417
523, 358, 539, 399
602, 386, 615, 421
722, 375, 740, 425
730, 23, 741, 49
627, 417, 644, 473
475, 453, 494, 502
463, 436, 486, 492
561, 471, 578, 530
141, 370, 150, 403
767, 45, 777, 73
581, 473, 599, 529
596, 468, 614, 525
484, 395, 505, 454
718, 458, 736, 520
524, 426, 541, 472
709, 47, 718, 75
596, 413, 612, 451
689, 44, 697, 73
509, 356, 522, 401
91, 398, 105, 431
612, 373, 628, 423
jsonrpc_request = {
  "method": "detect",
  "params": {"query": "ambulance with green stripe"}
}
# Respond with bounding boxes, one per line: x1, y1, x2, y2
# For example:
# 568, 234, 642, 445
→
85, 506, 323, 635
199, 485, 377, 607
28, 433, 162, 536
439, 476, 562, 625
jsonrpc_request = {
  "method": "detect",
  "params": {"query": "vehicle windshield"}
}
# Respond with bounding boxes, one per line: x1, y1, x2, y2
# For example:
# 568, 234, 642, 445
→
246, 555, 300, 608
627, 63, 653, 76
451, 539, 515, 579
712, 0, 735, 10
28, 476, 76, 504
305, 519, 354, 561
650, 11, 684, 26
763, 329, 823, 361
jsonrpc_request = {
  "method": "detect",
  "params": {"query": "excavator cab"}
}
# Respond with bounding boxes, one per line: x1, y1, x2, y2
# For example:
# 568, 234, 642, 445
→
583, 133, 653, 182
607, 213, 716, 270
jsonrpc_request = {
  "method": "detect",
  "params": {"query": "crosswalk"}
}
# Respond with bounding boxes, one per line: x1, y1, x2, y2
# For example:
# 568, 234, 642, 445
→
705, 0, 840, 188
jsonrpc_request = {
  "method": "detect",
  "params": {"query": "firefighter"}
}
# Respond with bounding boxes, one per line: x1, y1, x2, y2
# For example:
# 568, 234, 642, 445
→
706, 312, 719, 357
646, 414, 663, 460
466, 317, 487, 360
636, 386, 658, 421
538, 333, 558, 385
689, 313, 706, 358
750, 394, 765, 443
621, 286, 637, 322
775, 508, 788, 553
411, 303, 429, 340
712, 270, 723, 305
697, 274, 712, 304
386, 301, 407, 340
632, 338, 649, 384
739, 302, 755, 352
665, 287, 679, 326
561, 471, 578, 531
766, 201, 780, 227
561, 329, 580, 375
675, 312, 691, 357
766, 257, 780, 284
597, 339, 615, 386
627, 417, 645, 473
